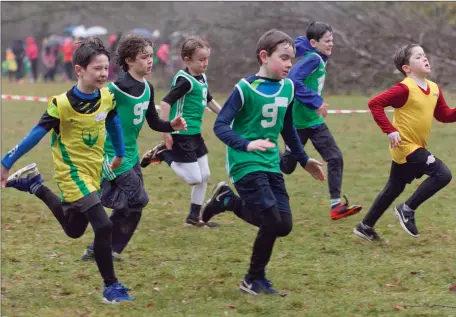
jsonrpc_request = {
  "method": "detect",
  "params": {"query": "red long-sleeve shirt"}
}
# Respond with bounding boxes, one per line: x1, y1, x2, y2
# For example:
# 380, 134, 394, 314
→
369, 82, 456, 134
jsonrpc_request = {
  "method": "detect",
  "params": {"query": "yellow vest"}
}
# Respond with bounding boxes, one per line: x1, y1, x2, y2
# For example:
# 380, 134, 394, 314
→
390, 77, 439, 164
51, 88, 114, 202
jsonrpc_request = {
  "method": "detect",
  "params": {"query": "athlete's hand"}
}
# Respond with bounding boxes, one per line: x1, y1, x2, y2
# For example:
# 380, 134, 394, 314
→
317, 102, 329, 118
1, 165, 10, 188
162, 133, 173, 150
388, 131, 401, 150
246, 139, 276, 152
303, 158, 325, 181
170, 116, 187, 131
109, 156, 123, 170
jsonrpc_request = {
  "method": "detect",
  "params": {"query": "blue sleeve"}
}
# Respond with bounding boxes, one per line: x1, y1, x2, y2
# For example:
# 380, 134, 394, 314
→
105, 113, 125, 157
281, 102, 309, 166
213, 88, 250, 151
288, 55, 323, 110
1, 125, 48, 169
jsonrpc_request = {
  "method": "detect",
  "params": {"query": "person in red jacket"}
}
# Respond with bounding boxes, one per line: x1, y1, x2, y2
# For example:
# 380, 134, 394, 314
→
25, 37, 39, 83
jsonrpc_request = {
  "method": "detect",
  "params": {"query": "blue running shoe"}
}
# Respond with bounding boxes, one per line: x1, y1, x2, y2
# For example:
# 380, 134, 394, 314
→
102, 282, 134, 304
6, 163, 43, 194
239, 277, 286, 296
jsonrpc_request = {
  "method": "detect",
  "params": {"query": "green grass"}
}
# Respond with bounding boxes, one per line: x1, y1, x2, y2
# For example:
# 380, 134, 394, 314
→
2, 83, 456, 317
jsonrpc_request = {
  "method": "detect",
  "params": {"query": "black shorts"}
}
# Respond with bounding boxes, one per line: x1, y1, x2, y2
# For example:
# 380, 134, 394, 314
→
234, 171, 291, 213
100, 163, 149, 210
170, 134, 208, 163
62, 191, 101, 214
390, 148, 443, 184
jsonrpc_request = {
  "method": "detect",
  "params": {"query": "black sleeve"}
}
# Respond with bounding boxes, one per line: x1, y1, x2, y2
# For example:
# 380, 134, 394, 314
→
37, 98, 60, 132
207, 90, 213, 103
146, 82, 173, 132
162, 77, 192, 105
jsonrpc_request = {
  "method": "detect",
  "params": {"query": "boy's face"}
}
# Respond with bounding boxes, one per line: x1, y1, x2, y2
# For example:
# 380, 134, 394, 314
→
311, 31, 333, 57
75, 54, 109, 90
263, 43, 295, 80
127, 45, 153, 76
403, 46, 431, 77
185, 47, 210, 75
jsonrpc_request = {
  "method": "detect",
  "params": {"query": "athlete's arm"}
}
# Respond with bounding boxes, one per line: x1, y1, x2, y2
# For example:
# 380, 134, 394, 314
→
1, 98, 60, 170
213, 87, 250, 151
368, 83, 408, 134
206, 99, 222, 114
433, 88, 456, 123
288, 54, 323, 110
105, 109, 125, 158
145, 82, 173, 132
162, 77, 191, 105
281, 101, 309, 166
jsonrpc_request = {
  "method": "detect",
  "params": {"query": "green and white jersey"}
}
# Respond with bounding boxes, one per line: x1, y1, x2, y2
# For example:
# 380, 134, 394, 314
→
293, 52, 327, 129
102, 80, 150, 180
226, 78, 294, 183
168, 70, 208, 135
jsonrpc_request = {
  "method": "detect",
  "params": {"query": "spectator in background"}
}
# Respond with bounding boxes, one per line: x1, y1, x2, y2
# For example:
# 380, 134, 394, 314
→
25, 37, 39, 83
41, 41, 56, 82
12, 39, 25, 83
5, 48, 17, 83
62, 38, 74, 81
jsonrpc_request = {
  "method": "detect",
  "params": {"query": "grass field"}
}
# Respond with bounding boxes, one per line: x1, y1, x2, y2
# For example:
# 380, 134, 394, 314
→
2, 83, 456, 317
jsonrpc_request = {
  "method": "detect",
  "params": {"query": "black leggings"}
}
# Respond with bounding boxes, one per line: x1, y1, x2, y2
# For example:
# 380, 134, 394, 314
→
363, 157, 452, 227
35, 186, 117, 286
228, 197, 292, 280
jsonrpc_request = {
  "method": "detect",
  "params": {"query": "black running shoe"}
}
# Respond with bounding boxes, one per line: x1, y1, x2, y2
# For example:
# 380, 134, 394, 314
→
201, 181, 234, 223
394, 203, 419, 237
140, 142, 167, 168
353, 222, 383, 241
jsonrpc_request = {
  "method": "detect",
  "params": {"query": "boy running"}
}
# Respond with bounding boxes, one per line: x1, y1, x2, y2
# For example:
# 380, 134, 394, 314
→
202, 29, 325, 295
140, 36, 222, 227
280, 22, 362, 219
353, 44, 456, 241
81, 34, 186, 261
1, 38, 133, 303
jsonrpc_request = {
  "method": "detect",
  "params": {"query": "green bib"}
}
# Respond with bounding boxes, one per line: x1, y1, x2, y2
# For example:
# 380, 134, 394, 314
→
226, 78, 294, 183
103, 80, 150, 180
168, 70, 208, 135
293, 52, 327, 129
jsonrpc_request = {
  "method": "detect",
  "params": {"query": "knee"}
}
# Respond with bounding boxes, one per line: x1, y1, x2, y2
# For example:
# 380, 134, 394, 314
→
66, 229, 85, 239
437, 165, 452, 186
330, 149, 343, 166
275, 220, 293, 237
201, 170, 210, 183
186, 174, 203, 186
94, 219, 113, 237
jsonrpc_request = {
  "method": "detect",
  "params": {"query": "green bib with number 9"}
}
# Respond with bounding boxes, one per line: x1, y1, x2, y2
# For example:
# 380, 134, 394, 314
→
226, 78, 294, 183
103, 80, 151, 179
168, 70, 208, 135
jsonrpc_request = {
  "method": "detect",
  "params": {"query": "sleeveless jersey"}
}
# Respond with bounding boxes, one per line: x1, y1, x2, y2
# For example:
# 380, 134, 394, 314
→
226, 78, 294, 183
168, 70, 208, 135
293, 52, 326, 129
50, 87, 115, 202
102, 80, 150, 180
390, 77, 439, 164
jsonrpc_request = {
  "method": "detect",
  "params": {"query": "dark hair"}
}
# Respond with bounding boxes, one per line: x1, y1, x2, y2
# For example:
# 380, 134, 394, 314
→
256, 29, 295, 65
180, 36, 210, 61
306, 22, 333, 42
116, 34, 154, 72
73, 37, 110, 69
393, 44, 421, 76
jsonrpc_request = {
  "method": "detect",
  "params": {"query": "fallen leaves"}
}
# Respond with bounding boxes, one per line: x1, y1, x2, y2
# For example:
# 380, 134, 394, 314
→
393, 304, 407, 311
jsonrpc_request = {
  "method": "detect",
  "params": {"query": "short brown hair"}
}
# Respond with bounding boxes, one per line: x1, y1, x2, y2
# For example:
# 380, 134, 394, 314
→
393, 44, 420, 76
116, 34, 154, 72
256, 29, 295, 65
180, 36, 210, 60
